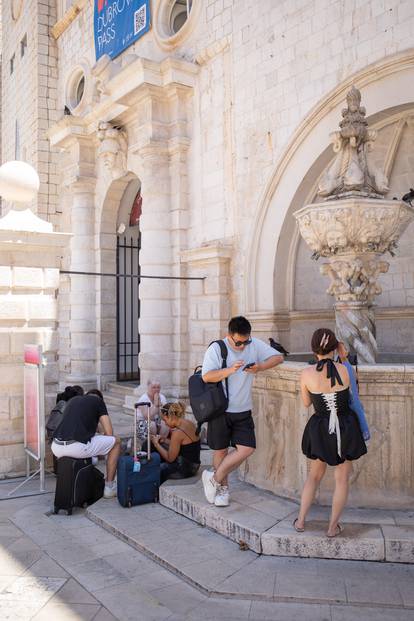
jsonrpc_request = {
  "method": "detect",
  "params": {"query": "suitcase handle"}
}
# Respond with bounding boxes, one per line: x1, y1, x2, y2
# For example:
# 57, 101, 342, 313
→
134, 401, 152, 461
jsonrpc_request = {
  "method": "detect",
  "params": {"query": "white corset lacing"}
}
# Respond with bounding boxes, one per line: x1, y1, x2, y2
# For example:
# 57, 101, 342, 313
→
322, 392, 341, 457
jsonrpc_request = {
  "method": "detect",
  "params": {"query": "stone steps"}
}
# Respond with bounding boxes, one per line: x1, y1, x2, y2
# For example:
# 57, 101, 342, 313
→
105, 381, 136, 397
86, 491, 414, 608
159, 474, 414, 563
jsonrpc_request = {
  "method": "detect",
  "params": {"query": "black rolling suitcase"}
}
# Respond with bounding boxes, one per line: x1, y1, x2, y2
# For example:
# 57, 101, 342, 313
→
53, 456, 104, 515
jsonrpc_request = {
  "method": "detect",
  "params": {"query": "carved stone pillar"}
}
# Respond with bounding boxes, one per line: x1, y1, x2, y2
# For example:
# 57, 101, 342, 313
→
136, 144, 175, 392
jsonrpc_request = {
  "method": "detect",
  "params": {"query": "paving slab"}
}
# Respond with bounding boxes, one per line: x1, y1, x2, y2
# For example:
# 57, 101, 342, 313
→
90, 581, 172, 621
249, 600, 331, 621
331, 604, 414, 621
382, 525, 414, 563
262, 519, 385, 561
31, 602, 101, 621
0, 575, 66, 603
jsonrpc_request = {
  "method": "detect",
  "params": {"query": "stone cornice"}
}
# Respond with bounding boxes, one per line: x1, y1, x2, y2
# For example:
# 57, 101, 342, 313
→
48, 56, 198, 150
0, 229, 70, 249
105, 57, 197, 108
250, 307, 414, 322
47, 116, 92, 149
51, 0, 88, 40
181, 242, 233, 265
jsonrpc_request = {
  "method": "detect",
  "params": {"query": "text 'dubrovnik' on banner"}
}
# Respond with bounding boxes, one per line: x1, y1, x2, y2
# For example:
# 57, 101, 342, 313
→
94, 0, 151, 61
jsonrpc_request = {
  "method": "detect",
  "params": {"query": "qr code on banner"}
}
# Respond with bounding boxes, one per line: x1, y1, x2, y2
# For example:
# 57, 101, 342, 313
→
134, 4, 146, 35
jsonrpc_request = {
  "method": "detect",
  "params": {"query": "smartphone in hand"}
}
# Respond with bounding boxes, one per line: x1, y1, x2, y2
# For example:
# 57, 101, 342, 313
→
243, 362, 255, 371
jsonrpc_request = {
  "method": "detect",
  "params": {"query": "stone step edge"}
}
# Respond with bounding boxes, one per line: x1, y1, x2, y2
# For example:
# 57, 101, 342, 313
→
159, 485, 413, 564
85, 506, 414, 609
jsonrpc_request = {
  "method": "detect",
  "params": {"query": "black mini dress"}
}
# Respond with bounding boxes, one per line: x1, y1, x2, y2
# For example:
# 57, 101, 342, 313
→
301, 359, 367, 466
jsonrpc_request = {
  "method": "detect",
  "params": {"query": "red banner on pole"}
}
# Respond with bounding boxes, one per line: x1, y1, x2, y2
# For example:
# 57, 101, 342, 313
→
24, 345, 43, 460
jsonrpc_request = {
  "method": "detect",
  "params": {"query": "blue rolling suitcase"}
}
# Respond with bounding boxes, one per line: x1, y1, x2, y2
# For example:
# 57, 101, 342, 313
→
117, 402, 161, 507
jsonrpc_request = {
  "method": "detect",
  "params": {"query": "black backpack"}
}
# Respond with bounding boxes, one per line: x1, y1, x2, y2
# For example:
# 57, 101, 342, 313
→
188, 340, 228, 432
46, 400, 67, 441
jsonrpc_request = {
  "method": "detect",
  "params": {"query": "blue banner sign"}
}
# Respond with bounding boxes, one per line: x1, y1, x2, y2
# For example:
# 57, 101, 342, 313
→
94, 0, 150, 61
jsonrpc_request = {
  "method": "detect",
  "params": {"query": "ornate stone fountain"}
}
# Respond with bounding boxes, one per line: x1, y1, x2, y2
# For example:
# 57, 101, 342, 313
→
294, 86, 414, 363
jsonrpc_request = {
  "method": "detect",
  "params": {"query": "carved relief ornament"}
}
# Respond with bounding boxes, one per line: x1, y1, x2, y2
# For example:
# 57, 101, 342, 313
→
97, 121, 128, 180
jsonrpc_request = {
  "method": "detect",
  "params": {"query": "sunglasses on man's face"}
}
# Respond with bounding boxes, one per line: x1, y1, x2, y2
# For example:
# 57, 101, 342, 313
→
231, 336, 252, 347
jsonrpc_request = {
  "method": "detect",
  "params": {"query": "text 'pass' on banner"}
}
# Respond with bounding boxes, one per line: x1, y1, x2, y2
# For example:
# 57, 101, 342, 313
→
94, 0, 151, 61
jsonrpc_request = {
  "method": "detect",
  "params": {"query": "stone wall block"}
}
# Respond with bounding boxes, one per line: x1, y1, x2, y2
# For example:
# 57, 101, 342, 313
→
12, 267, 44, 289
0, 396, 9, 418
197, 303, 213, 320
139, 300, 172, 319
43, 268, 60, 289
10, 331, 55, 355
27, 297, 57, 321
0, 267, 12, 289
0, 298, 27, 322
10, 397, 23, 419
0, 333, 10, 355
0, 365, 24, 388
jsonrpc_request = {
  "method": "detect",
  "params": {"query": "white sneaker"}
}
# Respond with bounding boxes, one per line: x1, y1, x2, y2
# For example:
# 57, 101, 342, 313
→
214, 485, 230, 507
202, 469, 217, 504
103, 482, 117, 499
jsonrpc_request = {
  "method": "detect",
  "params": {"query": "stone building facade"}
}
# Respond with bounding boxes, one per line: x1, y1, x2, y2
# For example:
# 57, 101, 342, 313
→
1, 0, 414, 476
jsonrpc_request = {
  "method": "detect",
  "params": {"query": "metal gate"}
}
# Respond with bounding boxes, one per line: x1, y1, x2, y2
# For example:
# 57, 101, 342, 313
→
116, 234, 140, 382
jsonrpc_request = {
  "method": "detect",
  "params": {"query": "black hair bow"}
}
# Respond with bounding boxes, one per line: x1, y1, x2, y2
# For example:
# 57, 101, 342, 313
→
315, 358, 343, 388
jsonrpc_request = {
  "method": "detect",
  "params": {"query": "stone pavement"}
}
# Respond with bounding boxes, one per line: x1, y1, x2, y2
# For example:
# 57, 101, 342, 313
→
158, 471, 414, 563
0, 475, 413, 620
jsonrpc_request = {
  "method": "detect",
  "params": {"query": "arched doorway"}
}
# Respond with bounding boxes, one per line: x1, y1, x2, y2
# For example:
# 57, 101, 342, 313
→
116, 181, 142, 381
97, 172, 141, 387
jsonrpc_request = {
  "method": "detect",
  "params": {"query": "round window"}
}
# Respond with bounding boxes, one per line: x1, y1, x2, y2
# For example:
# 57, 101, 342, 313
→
75, 75, 85, 107
66, 67, 88, 115
154, 0, 199, 49
170, 0, 192, 34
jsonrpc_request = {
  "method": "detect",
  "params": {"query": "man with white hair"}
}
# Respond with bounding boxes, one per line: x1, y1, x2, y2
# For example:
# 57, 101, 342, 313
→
136, 379, 169, 441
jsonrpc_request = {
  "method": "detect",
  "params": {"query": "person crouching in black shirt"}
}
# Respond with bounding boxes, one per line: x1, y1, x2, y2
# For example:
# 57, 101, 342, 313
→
51, 389, 121, 498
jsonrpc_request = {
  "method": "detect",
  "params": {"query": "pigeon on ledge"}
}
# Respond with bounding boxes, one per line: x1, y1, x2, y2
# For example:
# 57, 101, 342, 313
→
402, 188, 414, 206
269, 338, 289, 356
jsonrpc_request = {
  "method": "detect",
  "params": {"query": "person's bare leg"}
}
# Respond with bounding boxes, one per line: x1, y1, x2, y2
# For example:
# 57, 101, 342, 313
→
106, 437, 121, 482
214, 445, 255, 485
213, 449, 228, 486
296, 460, 327, 529
327, 461, 352, 536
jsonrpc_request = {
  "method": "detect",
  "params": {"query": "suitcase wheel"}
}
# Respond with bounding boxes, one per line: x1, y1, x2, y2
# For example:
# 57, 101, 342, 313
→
53, 507, 59, 515
67, 508, 73, 516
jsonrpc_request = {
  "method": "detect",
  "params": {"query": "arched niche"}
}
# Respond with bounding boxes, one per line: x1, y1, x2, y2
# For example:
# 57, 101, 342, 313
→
247, 51, 414, 353
247, 51, 414, 313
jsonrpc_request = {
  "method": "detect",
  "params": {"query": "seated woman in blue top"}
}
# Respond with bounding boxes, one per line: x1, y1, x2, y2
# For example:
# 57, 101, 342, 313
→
150, 402, 200, 484
294, 328, 367, 538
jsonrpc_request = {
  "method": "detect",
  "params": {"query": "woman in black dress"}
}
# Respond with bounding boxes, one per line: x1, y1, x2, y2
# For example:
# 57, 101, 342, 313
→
294, 329, 367, 537
150, 402, 201, 483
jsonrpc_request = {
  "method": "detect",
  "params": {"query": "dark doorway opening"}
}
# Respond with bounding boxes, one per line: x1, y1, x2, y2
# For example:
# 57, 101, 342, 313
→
116, 234, 140, 381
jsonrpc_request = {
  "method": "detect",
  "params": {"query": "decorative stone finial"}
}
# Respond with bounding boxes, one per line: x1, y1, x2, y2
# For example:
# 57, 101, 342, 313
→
318, 86, 389, 199
97, 121, 128, 180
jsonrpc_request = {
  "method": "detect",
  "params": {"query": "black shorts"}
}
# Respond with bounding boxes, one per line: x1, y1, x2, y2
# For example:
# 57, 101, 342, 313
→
207, 410, 256, 450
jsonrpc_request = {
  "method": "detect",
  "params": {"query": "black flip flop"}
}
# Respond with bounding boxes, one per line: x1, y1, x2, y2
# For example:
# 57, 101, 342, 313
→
293, 518, 305, 533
